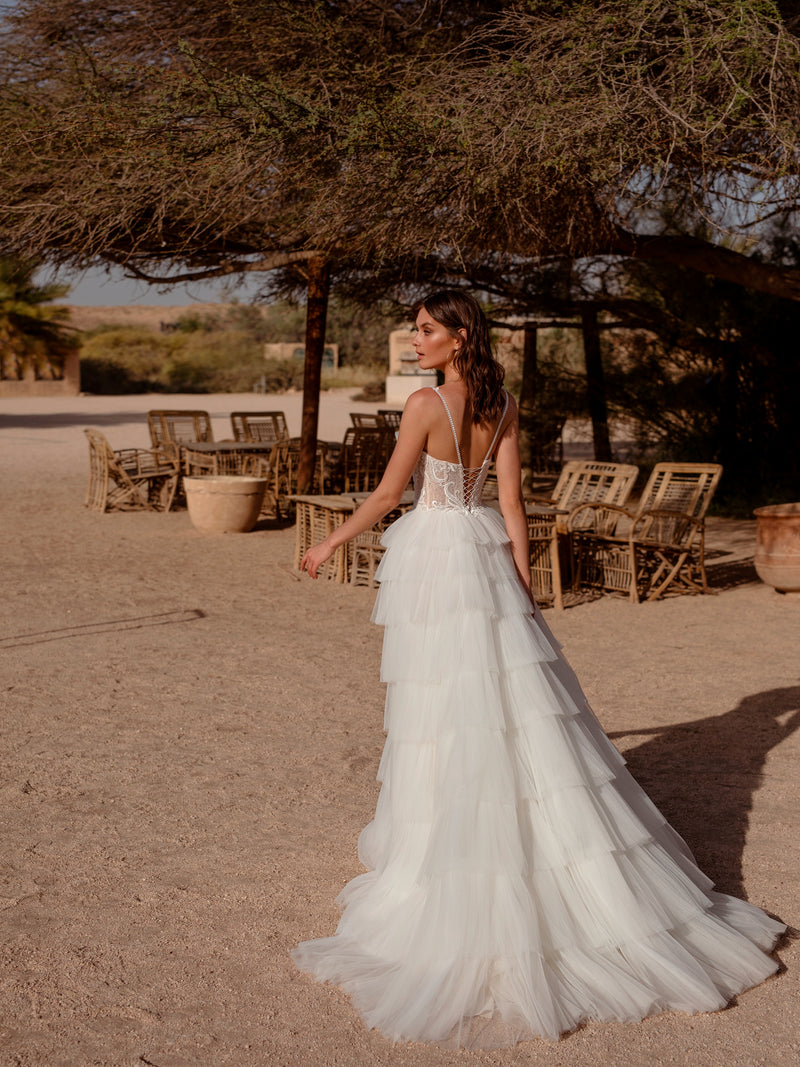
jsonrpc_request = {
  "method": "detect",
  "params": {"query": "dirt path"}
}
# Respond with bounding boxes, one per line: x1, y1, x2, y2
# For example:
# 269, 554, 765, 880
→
1, 393, 798, 1066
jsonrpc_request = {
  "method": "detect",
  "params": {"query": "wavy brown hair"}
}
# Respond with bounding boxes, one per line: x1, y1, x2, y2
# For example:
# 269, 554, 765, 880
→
416, 290, 505, 424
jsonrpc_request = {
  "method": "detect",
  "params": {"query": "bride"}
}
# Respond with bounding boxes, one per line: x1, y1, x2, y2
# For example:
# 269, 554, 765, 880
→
291, 289, 785, 1047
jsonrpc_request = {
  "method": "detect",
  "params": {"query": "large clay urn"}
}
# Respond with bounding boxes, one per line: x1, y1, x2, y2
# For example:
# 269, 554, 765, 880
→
184, 475, 267, 534
753, 502, 800, 593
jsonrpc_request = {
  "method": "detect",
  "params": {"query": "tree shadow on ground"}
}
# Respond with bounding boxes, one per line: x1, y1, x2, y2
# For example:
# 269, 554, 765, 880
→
608, 685, 800, 901
0, 411, 156, 430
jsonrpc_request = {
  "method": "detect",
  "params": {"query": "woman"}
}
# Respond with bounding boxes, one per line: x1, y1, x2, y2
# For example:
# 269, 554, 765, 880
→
292, 290, 784, 1048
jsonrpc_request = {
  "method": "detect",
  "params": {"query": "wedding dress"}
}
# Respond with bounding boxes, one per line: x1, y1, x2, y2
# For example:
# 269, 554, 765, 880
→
292, 387, 784, 1047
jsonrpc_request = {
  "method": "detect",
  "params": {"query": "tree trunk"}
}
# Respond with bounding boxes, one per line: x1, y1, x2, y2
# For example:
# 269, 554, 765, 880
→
517, 323, 538, 493
297, 256, 330, 493
581, 306, 612, 461
717, 343, 741, 478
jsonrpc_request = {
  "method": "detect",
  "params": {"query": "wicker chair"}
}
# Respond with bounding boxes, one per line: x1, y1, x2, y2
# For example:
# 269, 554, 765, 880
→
84, 429, 179, 513
350, 506, 412, 587
378, 409, 403, 430
526, 510, 564, 609
568, 462, 723, 602
533, 460, 640, 533
328, 427, 394, 493
239, 440, 292, 518
350, 412, 387, 428
230, 411, 289, 444
147, 409, 213, 466
248, 437, 328, 516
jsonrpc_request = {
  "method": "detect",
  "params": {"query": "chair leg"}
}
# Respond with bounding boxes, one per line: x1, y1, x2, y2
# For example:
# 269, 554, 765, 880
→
645, 551, 688, 601
628, 542, 641, 604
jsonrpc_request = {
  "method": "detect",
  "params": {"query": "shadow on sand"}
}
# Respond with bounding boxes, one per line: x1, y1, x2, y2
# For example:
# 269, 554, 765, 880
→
0, 608, 206, 649
608, 685, 800, 902
0, 411, 161, 430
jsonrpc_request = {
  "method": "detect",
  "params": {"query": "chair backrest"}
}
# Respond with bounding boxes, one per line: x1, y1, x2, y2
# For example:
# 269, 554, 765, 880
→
148, 409, 213, 447
350, 412, 386, 428
553, 460, 640, 510
377, 409, 403, 430
85, 426, 113, 463
339, 426, 392, 491
230, 411, 289, 443
637, 462, 723, 520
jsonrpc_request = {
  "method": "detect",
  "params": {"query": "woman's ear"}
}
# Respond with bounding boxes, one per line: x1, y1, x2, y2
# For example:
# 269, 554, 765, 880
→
457, 327, 468, 345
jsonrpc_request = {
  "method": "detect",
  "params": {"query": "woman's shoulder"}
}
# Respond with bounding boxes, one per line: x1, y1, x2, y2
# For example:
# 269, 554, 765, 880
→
502, 389, 518, 417
403, 386, 442, 416
397, 386, 443, 431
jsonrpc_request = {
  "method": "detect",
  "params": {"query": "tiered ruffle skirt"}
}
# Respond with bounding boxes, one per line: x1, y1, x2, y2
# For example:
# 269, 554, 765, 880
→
292, 506, 784, 1047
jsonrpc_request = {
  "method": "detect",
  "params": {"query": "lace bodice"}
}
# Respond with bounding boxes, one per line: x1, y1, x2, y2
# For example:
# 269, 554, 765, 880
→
414, 388, 509, 512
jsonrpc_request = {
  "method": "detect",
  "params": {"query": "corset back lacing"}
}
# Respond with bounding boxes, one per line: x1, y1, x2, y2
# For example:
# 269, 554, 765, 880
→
413, 387, 509, 513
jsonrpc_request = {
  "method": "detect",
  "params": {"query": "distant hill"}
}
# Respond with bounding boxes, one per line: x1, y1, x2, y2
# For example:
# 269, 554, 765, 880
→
67, 303, 254, 332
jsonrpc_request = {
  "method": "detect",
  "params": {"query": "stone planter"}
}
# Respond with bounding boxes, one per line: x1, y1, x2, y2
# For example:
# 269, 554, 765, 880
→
753, 502, 800, 593
184, 475, 267, 534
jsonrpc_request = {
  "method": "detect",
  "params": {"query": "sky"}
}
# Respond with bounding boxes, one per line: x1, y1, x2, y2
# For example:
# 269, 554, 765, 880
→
41, 264, 267, 307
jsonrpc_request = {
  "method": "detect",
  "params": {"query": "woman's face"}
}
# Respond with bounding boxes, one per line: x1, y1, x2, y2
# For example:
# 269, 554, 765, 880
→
412, 307, 461, 371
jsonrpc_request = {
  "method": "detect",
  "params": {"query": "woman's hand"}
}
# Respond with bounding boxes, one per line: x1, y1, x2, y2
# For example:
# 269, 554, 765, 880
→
301, 539, 335, 579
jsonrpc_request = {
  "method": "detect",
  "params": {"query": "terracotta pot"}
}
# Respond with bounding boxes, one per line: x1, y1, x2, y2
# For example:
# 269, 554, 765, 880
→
184, 475, 267, 534
753, 502, 800, 593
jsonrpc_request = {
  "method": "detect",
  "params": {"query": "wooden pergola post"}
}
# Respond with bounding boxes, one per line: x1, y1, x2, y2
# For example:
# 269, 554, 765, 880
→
296, 256, 330, 493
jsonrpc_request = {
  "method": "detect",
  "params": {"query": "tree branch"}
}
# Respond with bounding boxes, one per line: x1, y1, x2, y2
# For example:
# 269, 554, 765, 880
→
110, 250, 323, 285
608, 228, 800, 301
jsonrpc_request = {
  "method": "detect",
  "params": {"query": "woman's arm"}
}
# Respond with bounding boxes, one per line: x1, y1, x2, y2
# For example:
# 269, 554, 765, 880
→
301, 392, 432, 578
494, 400, 535, 609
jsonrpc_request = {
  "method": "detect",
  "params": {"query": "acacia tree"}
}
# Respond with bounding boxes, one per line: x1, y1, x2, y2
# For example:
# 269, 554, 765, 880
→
0, 0, 503, 484
2, 0, 800, 495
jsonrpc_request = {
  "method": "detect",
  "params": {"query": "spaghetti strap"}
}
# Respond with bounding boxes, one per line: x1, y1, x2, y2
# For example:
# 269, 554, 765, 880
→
431, 386, 463, 465
433, 386, 509, 469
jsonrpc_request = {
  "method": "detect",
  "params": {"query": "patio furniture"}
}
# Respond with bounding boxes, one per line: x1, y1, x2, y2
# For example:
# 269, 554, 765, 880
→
350, 505, 412, 587
568, 462, 723, 602
84, 428, 179, 513
292, 494, 359, 582
183, 440, 277, 476
327, 426, 394, 493
532, 460, 640, 533
350, 412, 387, 428
526, 505, 568, 610
147, 409, 214, 467
378, 409, 403, 430
230, 411, 290, 444
293, 492, 414, 583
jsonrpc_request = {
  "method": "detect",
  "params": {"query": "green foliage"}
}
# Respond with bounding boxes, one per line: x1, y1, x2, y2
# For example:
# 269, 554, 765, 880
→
0, 257, 78, 379
76, 297, 397, 393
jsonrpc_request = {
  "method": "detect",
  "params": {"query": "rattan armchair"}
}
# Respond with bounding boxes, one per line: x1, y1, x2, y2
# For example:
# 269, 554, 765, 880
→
327, 427, 394, 493
147, 409, 214, 466
84, 429, 179, 513
350, 412, 388, 428
377, 409, 403, 430
568, 462, 723, 602
230, 411, 290, 444
531, 460, 640, 533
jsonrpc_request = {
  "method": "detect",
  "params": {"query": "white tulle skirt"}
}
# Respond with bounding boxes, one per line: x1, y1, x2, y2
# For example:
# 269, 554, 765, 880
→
291, 505, 784, 1047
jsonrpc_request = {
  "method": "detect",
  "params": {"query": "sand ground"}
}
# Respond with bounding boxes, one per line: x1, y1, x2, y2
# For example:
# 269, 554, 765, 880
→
1, 392, 798, 1067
